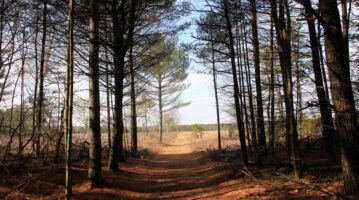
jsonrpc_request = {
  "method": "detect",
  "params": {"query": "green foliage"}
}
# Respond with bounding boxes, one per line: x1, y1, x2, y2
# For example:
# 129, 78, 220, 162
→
191, 123, 202, 133
0, 107, 33, 136
148, 34, 190, 119
191, 123, 202, 138
301, 116, 322, 137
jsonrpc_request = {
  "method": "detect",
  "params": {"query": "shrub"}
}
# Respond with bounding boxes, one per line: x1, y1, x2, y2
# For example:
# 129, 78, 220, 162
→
191, 124, 202, 138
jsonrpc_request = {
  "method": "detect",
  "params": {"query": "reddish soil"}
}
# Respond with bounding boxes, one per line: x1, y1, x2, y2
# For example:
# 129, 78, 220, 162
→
0, 132, 345, 199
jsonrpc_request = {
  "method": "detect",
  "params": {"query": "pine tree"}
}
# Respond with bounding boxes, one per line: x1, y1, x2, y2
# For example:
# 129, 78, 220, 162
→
148, 35, 189, 143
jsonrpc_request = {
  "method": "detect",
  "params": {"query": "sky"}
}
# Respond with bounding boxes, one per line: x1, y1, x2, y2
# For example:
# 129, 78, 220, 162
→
175, 1, 224, 125
179, 71, 217, 125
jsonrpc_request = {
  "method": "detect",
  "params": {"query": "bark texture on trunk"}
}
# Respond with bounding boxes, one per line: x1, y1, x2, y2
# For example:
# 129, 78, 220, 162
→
88, 0, 103, 186
249, 0, 266, 153
319, 0, 359, 196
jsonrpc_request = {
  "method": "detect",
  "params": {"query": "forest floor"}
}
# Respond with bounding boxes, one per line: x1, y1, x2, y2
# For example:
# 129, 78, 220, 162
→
0, 132, 346, 199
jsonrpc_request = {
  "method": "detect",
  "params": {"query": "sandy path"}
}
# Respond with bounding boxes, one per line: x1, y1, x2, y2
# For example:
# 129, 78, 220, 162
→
115, 132, 236, 199
68, 132, 243, 200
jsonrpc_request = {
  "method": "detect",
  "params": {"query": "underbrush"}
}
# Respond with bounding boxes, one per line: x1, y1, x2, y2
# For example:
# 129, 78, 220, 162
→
202, 136, 346, 199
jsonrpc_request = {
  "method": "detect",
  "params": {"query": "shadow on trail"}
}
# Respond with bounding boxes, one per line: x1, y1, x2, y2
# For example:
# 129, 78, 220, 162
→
111, 152, 235, 192
72, 150, 240, 200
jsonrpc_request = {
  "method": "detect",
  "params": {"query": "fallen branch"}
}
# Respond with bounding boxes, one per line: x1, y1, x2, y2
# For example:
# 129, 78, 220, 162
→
0, 164, 55, 199
239, 168, 283, 191
0, 173, 40, 199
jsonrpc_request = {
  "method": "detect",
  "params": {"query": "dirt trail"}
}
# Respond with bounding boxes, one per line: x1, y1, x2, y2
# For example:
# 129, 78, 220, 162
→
69, 132, 251, 200
1, 132, 342, 199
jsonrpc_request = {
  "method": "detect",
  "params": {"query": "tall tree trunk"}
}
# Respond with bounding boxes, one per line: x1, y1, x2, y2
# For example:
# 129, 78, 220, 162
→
277, 74, 285, 124
317, 22, 330, 99
104, 22, 111, 150
211, 43, 221, 152
235, 21, 251, 157
340, 0, 350, 58
271, 0, 301, 178
32, 10, 40, 154
158, 78, 163, 143
35, 0, 48, 157
65, 0, 74, 200
88, 0, 104, 186
235, 19, 253, 157
269, 18, 276, 154
53, 108, 64, 164
294, 34, 303, 139
241, 22, 257, 154
249, 0, 266, 153
108, 0, 136, 171
303, 1, 336, 158
0, 0, 4, 72
319, 0, 359, 196
223, 0, 248, 165
64, 0, 74, 198
241, 57, 252, 157
129, 42, 138, 153
19, 31, 26, 152
144, 95, 149, 135
108, 0, 125, 172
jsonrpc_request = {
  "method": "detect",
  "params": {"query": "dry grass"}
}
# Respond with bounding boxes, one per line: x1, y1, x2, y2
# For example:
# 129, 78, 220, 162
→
187, 131, 240, 152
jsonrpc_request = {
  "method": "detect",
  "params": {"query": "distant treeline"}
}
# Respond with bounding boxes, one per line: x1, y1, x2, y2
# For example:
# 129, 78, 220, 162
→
75, 118, 322, 137
0, 106, 322, 137
174, 123, 235, 132
71, 123, 236, 134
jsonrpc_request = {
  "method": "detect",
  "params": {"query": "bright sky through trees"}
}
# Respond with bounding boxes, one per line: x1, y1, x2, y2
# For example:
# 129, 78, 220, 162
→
177, 1, 230, 125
